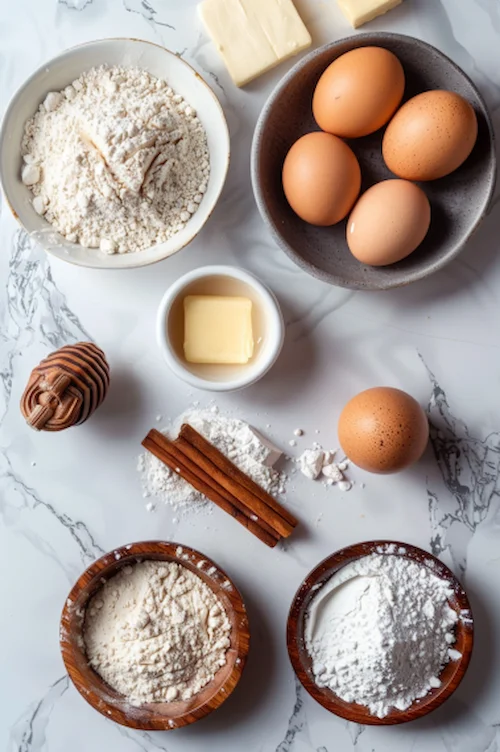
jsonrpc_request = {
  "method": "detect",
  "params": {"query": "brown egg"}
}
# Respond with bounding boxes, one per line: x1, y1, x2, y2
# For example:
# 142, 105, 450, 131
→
338, 387, 429, 473
282, 132, 361, 226
346, 180, 431, 266
382, 90, 478, 181
312, 47, 405, 138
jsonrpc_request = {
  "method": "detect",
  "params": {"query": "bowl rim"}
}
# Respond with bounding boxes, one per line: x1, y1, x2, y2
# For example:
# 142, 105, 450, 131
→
60, 540, 250, 730
286, 539, 474, 725
251, 31, 497, 291
0, 37, 230, 270
155, 264, 285, 392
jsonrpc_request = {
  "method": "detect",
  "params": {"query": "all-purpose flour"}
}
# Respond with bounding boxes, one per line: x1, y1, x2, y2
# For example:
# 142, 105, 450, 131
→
138, 407, 287, 513
21, 65, 209, 254
305, 553, 461, 718
83, 560, 231, 705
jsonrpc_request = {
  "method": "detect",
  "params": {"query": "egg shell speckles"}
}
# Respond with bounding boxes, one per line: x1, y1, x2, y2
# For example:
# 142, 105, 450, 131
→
338, 387, 429, 474
382, 90, 478, 181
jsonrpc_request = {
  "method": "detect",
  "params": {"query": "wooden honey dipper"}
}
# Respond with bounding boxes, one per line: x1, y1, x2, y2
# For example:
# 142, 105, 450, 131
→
20, 342, 110, 431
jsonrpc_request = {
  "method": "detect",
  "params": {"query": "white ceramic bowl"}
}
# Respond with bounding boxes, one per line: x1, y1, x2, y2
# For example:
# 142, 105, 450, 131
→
156, 265, 285, 392
0, 38, 230, 269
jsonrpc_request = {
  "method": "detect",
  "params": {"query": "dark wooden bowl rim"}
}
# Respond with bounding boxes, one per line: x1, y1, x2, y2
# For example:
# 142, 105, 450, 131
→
60, 540, 250, 730
287, 540, 474, 725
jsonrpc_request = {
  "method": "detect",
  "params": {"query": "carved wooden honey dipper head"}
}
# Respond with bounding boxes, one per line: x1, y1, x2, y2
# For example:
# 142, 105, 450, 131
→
21, 343, 110, 431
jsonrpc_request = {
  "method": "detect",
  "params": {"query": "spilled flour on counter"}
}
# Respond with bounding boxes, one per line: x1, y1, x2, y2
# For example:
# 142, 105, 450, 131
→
138, 407, 287, 514
84, 560, 230, 704
306, 553, 461, 718
22, 65, 209, 253
297, 446, 352, 491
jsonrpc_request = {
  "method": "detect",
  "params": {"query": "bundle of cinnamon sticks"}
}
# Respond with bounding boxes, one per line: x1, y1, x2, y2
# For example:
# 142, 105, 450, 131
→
142, 424, 298, 547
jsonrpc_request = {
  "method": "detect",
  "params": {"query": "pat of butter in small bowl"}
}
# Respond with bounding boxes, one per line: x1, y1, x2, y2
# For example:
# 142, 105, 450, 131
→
184, 295, 254, 365
156, 265, 284, 391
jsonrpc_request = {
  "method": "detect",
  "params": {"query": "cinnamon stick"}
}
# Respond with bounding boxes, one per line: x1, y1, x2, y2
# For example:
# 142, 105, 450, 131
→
174, 435, 281, 541
142, 430, 279, 547
176, 433, 294, 539
180, 423, 297, 533
155, 429, 280, 541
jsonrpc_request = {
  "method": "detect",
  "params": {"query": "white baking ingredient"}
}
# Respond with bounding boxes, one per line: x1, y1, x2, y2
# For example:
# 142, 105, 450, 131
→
22, 65, 209, 253
138, 407, 287, 513
297, 446, 352, 490
84, 560, 231, 705
21, 163, 40, 186
298, 449, 324, 480
306, 554, 461, 718
322, 463, 344, 482
337, 479, 352, 492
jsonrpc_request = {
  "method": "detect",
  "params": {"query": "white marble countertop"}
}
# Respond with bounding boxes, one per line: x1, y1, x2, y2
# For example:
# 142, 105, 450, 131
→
1, 1, 500, 750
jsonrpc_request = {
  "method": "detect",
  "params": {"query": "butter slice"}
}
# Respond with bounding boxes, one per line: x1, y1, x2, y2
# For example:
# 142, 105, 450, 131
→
184, 295, 254, 364
337, 0, 402, 28
199, 0, 312, 87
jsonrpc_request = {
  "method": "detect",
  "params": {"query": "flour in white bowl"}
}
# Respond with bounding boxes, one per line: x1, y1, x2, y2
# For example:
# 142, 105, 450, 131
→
305, 553, 461, 718
21, 65, 209, 254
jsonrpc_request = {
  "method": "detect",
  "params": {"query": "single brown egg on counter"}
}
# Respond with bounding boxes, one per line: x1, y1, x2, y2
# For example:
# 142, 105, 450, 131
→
312, 47, 405, 138
338, 387, 429, 473
282, 132, 361, 226
346, 180, 431, 266
382, 90, 478, 181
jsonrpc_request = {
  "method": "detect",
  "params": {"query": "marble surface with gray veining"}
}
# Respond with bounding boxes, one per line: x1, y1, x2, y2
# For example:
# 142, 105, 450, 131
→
1, 1, 500, 751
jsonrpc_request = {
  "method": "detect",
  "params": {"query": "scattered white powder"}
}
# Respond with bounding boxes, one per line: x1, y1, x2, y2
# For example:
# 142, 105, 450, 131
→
297, 446, 352, 490
138, 407, 287, 514
298, 449, 324, 480
305, 554, 461, 718
21, 65, 209, 254
84, 560, 230, 705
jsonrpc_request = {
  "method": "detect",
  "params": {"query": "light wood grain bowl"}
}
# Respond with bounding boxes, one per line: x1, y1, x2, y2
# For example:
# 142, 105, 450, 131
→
287, 540, 474, 725
60, 541, 250, 730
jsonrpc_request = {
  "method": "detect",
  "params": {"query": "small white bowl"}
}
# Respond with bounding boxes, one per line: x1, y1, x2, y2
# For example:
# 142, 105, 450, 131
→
0, 38, 230, 270
156, 265, 285, 392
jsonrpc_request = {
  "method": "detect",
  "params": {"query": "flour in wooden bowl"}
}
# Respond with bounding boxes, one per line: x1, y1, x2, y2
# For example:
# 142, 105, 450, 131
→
83, 560, 231, 705
305, 553, 461, 718
21, 65, 210, 254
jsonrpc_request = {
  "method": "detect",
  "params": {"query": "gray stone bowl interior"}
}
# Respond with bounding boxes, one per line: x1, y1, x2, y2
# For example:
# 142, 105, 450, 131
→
251, 33, 496, 291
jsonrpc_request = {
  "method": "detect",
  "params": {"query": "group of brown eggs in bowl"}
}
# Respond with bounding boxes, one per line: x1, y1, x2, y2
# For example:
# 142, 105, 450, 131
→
281, 45, 479, 268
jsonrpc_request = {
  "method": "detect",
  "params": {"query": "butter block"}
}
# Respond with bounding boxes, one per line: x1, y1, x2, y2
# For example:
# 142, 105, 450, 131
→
199, 0, 312, 87
337, 0, 402, 28
184, 295, 254, 364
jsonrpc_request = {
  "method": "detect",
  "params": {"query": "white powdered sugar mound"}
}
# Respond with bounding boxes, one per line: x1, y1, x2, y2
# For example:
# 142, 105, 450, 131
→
21, 65, 209, 254
306, 553, 461, 718
84, 560, 230, 705
138, 407, 287, 514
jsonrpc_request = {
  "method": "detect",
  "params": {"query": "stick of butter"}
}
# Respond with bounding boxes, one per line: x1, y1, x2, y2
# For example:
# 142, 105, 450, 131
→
337, 0, 402, 28
184, 295, 254, 364
199, 0, 312, 87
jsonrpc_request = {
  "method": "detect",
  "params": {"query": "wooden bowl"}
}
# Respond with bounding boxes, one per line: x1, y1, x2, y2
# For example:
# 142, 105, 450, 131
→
287, 540, 473, 725
251, 33, 496, 290
60, 541, 250, 730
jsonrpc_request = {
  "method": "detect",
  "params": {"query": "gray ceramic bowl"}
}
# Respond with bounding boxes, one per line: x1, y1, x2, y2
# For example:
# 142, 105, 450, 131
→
251, 33, 496, 290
